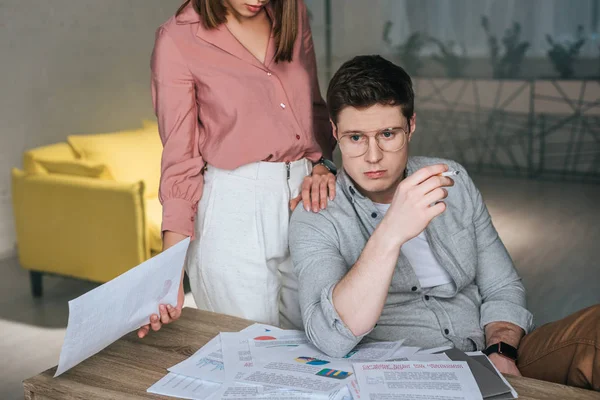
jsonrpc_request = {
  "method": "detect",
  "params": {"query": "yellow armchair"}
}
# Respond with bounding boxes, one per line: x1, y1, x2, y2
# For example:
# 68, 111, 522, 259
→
11, 123, 164, 296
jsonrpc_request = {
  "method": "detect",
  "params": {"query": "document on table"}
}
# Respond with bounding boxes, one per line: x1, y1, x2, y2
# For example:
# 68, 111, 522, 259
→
242, 343, 356, 393
216, 328, 355, 399
415, 345, 453, 355
221, 325, 285, 381
243, 328, 408, 394
169, 324, 281, 383
340, 341, 406, 362
352, 361, 483, 400
147, 372, 221, 400
54, 238, 190, 377
407, 353, 452, 362
386, 346, 420, 361
169, 334, 226, 383
207, 382, 353, 400
249, 330, 309, 354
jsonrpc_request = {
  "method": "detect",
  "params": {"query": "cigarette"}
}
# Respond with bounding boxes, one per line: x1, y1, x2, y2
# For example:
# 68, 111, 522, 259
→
440, 170, 460, 177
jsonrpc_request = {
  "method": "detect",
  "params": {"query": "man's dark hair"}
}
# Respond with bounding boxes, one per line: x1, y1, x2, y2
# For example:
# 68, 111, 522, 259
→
326, 55, 414, 126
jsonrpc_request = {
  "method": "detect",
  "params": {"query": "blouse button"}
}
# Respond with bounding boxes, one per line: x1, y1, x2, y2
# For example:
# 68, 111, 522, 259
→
296, 134, 300, 140
280, 103, 286, 109
267, 71, 272, 76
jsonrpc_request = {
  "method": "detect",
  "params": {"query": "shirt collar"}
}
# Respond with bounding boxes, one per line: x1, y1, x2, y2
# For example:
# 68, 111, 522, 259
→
175, 2, 276, 69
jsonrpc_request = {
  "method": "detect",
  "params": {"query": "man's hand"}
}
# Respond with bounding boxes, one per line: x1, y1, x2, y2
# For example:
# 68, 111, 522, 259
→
381, 164, 454, 245
488, 353, 522, 376
290, 164, 336, 212
137, 231, 188, 339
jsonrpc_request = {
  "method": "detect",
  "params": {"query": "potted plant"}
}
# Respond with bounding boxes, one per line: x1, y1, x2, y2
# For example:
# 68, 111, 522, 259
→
383, 21, 427, 76
546, 25, 586, 79
430, 38, 469, 78
481, 16, 530, 79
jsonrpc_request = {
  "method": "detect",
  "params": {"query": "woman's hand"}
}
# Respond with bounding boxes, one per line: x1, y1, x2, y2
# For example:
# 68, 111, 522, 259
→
137, 231, 188, 339
290, 164, 336, 212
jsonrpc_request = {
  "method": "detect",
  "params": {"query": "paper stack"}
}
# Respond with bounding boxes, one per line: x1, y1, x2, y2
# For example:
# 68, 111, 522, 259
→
147, 324, 516, 400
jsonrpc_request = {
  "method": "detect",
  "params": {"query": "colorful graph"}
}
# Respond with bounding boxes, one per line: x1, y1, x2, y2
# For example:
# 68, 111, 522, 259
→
316, 368, 352, 380
342, 350, 358, 359
254, 336, 277, 341
294, 357, 330, 366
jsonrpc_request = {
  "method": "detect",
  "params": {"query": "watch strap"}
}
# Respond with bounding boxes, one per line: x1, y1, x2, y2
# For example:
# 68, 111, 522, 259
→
483, 342, 518, 361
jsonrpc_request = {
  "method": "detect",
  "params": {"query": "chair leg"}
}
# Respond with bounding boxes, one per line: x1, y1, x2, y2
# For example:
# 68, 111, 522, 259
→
30, 271, 42, 297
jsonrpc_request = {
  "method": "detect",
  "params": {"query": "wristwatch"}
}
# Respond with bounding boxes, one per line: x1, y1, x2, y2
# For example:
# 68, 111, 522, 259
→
314, 157, 337, 175
483, 341, 518, 361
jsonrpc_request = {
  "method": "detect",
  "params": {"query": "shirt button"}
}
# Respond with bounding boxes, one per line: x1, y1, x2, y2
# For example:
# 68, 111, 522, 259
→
349, 187, 355, 195
371, 212, 378, 218
444, 328, 450, 335
280, 103, 286, 109
296, 134, 300, 140
411, 286, 417, 292
424, 295, 430, 300
267, 71, 272, 76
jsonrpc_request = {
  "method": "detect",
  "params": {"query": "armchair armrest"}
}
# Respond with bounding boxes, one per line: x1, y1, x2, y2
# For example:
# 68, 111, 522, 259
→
11, 168, 149, 283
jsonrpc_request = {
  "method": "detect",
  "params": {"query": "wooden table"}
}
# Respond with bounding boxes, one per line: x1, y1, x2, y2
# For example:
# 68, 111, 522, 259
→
23, 308, 600, 400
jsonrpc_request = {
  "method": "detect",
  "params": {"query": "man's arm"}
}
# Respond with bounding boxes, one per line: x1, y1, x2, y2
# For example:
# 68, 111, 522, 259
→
485, 321, 525, 376
333, 165, 453, 336
461, 165, 534, 334
332, 219, 403, 336
461, 165, 533, 374
290, 165, 453, 357
485, 321, 524, 349
289, 215, 367, 358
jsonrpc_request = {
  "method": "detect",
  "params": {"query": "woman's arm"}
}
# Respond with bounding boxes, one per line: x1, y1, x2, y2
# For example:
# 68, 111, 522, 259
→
139, 26, 204, 338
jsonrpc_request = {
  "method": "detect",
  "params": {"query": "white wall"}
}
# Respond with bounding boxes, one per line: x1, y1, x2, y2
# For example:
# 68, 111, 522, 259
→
0, 1, 179, 257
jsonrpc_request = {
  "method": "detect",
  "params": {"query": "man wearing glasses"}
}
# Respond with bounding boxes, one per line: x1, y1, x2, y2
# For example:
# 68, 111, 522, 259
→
289, 55, 599, 390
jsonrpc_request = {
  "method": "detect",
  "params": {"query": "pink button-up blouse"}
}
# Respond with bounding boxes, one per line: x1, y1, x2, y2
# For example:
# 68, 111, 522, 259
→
151, 0, 334, 237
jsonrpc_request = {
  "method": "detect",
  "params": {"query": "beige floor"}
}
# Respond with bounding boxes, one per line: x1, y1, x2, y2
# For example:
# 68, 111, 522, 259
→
1, 174, 599, 399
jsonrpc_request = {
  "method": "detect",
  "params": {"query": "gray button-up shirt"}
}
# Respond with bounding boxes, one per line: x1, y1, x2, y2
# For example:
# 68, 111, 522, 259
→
289, 156, 534, 358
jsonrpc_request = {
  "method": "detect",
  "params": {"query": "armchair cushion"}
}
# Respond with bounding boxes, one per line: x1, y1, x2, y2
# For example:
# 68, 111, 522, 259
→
23, 143, 78, 175
68, 126, 162, 197
36, 159, 113, 180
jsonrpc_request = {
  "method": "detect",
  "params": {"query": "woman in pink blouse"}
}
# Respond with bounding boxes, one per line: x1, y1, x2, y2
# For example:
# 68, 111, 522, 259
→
137, 0, 336, 338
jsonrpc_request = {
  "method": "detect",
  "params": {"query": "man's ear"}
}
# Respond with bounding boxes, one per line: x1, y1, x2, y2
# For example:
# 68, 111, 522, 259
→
330, 119, 338, 140
407, 113, 416, 142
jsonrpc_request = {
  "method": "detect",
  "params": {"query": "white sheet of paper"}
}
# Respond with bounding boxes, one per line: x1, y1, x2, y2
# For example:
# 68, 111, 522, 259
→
353, 361, 483, 400
415, 345, 453, 355
147, 372, 221, 399
169, 334, 226, 383
348, 379, 360, 400
169, 323, 282, 383
386, 346, 421, 361
408, 353, 452, 362
207, 382, 352, 400
240, 343, 355, 393
341, 341, 405, 362
248, 330, 309, 360
54, 238, 190, 377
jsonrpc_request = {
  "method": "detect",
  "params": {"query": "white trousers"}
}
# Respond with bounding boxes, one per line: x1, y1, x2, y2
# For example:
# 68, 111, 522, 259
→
185, 159, 312, 329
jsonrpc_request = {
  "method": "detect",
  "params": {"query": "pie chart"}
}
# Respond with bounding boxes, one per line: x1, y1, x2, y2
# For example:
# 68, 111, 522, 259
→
254, 336, 277, 341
